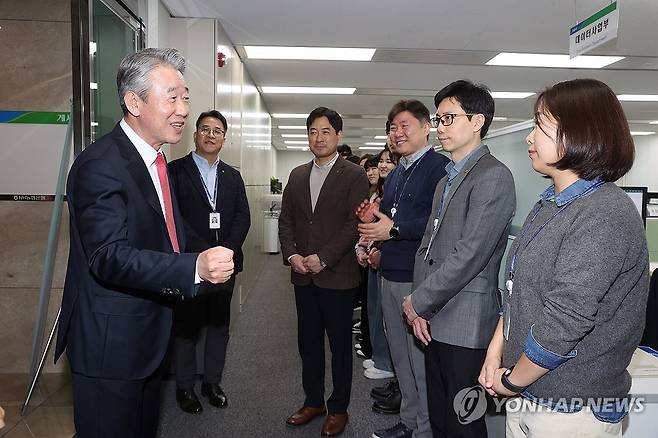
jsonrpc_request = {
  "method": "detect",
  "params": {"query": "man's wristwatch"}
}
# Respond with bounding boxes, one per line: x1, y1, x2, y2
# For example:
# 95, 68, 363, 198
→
389, 225, 400, 240
501, 367, 527, 394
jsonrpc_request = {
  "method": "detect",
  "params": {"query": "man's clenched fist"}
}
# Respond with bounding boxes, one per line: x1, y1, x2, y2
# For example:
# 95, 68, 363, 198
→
198, 246, 234, 283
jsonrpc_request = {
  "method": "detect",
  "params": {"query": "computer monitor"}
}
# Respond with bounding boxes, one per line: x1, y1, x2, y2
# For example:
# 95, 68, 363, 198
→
620, 186, 648, 228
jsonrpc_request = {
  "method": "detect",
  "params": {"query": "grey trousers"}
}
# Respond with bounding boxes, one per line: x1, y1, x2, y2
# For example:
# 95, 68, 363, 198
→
368, 269, 393, 371
380, 277, 431, 438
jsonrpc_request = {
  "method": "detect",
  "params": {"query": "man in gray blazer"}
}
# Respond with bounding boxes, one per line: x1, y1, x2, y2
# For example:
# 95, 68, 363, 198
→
402, 80, 516, 438
279, 107, 369, 437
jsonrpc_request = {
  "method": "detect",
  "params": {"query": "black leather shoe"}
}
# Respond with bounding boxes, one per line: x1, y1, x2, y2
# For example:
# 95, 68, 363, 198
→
371, 388, 401, 415
201, 382, 228, 408
370, 379, 399, 400
176, 388, 203, 414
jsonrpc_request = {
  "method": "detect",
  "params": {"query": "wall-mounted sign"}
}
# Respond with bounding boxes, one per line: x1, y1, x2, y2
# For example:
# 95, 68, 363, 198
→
0, 111, 70, 124
0, 194, 59, 201
569, 1, 619, 58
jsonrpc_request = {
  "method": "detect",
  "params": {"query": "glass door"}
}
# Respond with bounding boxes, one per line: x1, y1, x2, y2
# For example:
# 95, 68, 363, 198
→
89, 0, 143, 141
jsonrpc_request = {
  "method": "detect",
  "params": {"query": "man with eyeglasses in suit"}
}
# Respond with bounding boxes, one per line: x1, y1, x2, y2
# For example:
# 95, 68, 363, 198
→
168, 110, 250, 415
403, 80, 515, 438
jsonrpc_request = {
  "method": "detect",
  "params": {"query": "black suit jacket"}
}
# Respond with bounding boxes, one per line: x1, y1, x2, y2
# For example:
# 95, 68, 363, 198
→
55, 123, 198, 380
168, 152, 250, 273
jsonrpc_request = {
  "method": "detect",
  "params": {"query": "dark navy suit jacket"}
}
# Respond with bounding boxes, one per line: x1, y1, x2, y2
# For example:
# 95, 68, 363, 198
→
55, 123, 198, 380
168, 152, 250, 274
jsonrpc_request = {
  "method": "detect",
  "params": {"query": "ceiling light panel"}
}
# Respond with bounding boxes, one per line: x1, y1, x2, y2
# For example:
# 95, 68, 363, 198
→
272, 113, 309, 118
245, 46, 375, 61
486, 52, 624, 69
278, 125, 308, 130
630, 131, 655, 136
285, 140, 310, 144
261, 86, 356, 94
281, 134, 308, 138
617, 95, 658, 102
490, 92, 535, 99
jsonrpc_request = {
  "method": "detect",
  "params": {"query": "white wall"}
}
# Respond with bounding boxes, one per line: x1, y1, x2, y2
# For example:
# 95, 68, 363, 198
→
620, 134, 658, 191
166, 18, 215, 160
275, 150, 314, 188
164, 16, 275, 308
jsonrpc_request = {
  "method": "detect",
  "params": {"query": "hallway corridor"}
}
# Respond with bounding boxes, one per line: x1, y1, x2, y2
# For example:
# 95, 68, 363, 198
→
156, 254, 400, 437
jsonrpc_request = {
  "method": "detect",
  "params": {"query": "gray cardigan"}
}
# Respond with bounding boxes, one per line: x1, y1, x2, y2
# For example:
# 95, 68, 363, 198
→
503, 182, 649, 403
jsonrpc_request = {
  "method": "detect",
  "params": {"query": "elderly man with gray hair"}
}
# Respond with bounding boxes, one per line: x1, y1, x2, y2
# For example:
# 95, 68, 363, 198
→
55, 48, 235, 438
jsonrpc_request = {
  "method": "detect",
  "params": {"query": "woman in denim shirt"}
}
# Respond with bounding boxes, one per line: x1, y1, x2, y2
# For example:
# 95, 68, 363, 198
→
478, 78, 649, 437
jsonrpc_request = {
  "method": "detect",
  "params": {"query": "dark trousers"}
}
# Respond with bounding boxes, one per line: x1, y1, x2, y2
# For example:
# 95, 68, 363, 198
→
294, 283, 354, 414
172, 276, 235, 389
425, 340, 487, 438
71, 367, 163, 438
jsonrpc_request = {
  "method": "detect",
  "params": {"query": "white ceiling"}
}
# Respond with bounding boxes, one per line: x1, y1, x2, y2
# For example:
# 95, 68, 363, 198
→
161, 0, 658, 151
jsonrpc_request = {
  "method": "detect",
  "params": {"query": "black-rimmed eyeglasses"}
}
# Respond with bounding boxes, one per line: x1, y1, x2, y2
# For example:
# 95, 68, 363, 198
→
430, 113, 476, 128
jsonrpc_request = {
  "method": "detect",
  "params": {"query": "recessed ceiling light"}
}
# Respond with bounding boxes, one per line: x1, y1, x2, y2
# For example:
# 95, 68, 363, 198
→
261, 86, 356, 95
359, 146, 385, 150
245, 46, 376, 61
286, 146, 310, 150
272, 113, 309, 118
281, 134, 308, 138
486, 52, 624, 69
374, 135, 388, 139
278, 125, 307, 130
617, 95, 658, 102
241, 124, 271, 129
630, 131, 655, 136
243, 112, 271, 119
490, 92, 535, 99
492, 117, 508, 121
285, 140, 310, 144
365, 142, 386, 146
243, 133, 271, 137
650, 121, 658, 125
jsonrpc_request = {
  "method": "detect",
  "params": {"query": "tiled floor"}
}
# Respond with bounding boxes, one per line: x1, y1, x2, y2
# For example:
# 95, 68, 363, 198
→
0, 373, 74, 438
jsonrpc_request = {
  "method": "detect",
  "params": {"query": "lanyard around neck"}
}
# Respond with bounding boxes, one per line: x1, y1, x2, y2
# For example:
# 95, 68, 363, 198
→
199, 165, 219, 211
390, 149, 429, 218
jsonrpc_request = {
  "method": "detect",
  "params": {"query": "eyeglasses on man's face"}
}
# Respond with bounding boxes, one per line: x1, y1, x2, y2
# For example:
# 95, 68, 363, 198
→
430, 113, 476, 128
198, 127, 225, 137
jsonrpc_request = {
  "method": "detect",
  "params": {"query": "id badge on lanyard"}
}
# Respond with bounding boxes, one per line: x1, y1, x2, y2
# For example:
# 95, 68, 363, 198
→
209, 212, 220, 229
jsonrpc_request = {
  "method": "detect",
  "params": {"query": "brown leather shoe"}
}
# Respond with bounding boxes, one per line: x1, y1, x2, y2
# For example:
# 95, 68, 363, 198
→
285, 406, 327, 426
321, 413, 348, 436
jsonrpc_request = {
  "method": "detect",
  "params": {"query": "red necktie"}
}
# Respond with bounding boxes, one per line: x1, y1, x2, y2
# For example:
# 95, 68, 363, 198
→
155, 152, 180, 253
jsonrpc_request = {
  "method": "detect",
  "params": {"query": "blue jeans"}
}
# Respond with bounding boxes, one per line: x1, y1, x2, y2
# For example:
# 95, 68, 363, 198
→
367, 269, 393, 371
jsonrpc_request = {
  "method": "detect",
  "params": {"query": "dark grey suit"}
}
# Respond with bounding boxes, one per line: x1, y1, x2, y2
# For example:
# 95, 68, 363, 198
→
410, 145, 515, 437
